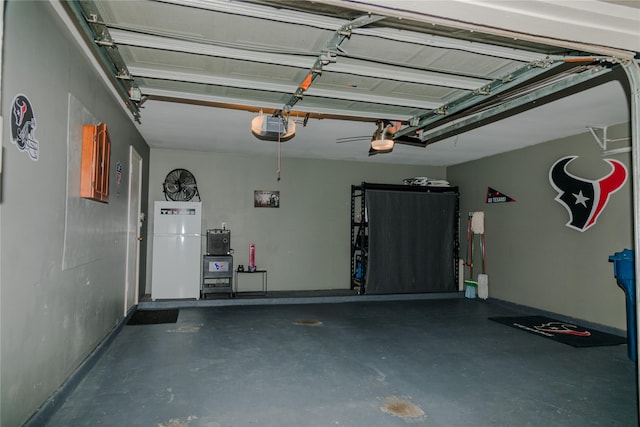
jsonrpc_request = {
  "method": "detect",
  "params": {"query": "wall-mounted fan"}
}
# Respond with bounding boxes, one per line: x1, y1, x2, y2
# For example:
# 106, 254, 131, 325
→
163, 168, 200, 201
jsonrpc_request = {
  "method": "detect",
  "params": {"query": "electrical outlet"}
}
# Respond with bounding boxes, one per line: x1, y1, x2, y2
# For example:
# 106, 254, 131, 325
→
222, 222, 227, 229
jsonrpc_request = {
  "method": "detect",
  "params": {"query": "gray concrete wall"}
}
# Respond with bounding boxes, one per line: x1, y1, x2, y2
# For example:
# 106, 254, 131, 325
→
147, 149, 446, 293
0, 3, 150, 425
448, 123, 632, 330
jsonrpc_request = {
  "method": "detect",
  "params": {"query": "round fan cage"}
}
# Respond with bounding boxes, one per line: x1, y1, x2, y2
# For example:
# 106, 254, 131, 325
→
163, 168, 200, 201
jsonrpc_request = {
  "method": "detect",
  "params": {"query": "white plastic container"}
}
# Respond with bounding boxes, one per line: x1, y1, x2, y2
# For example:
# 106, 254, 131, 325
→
464, 280, 477, 298
477, 274, 489, 299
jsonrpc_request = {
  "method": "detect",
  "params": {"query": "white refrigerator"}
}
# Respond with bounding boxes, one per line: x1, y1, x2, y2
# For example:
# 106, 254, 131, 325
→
151, 201, 202, 300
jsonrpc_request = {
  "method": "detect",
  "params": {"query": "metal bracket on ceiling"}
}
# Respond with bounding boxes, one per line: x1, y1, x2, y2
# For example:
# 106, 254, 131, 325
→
435, 106, 448, 115
587, 125, 631, 155
530, 59, 554, 69
319, 48, 337, 65
116, 71, 133, 80
94, 38, 115, 47
281, 14, 385, 113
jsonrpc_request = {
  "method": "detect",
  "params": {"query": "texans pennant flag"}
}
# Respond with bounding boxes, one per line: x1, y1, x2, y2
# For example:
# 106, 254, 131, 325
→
486, 187, 516, 204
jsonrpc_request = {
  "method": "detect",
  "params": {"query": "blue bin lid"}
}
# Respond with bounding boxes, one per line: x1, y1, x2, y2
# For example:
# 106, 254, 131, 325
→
609, 248, 634, 261
609, 249, 635, 281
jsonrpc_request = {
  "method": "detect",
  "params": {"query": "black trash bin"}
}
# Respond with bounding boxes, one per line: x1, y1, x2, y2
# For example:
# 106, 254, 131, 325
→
609, 249, 636, 361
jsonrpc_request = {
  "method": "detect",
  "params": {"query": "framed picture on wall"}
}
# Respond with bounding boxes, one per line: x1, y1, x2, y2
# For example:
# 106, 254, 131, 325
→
254, 190, 280, 208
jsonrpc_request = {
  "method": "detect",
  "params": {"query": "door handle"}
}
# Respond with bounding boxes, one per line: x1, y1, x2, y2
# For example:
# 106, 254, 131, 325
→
137, 237, 143, 241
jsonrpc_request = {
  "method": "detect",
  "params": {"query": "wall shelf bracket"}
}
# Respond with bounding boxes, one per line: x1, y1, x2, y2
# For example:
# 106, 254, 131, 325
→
587, 125, 630, 155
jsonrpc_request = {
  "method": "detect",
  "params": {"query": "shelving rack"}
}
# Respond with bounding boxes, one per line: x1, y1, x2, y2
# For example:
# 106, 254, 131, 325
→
350, 182, 460, 294
201, 255, 234, 298
350, 184, 367, 293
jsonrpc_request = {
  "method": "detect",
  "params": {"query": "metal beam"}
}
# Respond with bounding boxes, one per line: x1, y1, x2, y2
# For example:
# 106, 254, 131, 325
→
127, 66, 441, 110
394, 58, 611, 140
420, 66, 614, 145
621, 58, 640, 424
61, 1, 141, 121
140, 88, 413, 121
108, 29, 487, 90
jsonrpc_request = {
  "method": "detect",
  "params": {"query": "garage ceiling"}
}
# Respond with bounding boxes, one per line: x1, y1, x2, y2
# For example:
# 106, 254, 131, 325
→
57, 0, 639, 166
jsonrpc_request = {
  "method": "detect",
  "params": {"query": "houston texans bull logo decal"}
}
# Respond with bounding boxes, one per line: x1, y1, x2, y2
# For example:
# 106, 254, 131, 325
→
534, 321, 591, 337
11, 94, 39, 161
549, 156, 627, 232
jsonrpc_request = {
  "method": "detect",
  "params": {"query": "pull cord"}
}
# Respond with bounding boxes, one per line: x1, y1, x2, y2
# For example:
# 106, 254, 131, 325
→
277, 119, 282, 181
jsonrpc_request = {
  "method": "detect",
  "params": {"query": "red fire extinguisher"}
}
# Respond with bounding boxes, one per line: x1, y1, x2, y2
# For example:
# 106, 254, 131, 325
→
249, 243, 256, 272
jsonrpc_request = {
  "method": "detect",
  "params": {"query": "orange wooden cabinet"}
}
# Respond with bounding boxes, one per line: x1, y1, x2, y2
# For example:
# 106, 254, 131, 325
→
80, 123, 111, 203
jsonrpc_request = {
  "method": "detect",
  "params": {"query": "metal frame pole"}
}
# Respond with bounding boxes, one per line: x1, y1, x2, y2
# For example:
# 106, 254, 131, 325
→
621, 59, 640, 420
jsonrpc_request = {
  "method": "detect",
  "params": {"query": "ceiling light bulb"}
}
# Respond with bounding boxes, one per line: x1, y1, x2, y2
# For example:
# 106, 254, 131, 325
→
370, 122, 395, 151
370, 138, 394, 151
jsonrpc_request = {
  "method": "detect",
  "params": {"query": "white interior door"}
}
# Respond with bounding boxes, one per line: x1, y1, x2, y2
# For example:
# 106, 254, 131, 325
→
125, 146, 143, 315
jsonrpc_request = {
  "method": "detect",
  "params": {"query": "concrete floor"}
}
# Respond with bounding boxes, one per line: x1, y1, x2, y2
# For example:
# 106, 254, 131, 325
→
43, 297, 637, 427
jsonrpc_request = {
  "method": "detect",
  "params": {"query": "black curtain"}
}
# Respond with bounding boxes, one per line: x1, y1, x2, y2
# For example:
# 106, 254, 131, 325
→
365, 190, 457, 294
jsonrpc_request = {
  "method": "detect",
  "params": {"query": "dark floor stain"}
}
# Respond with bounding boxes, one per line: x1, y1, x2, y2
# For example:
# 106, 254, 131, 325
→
294, 319, 323, 326
157, 415, 199, 427
381, 396, 426, 419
